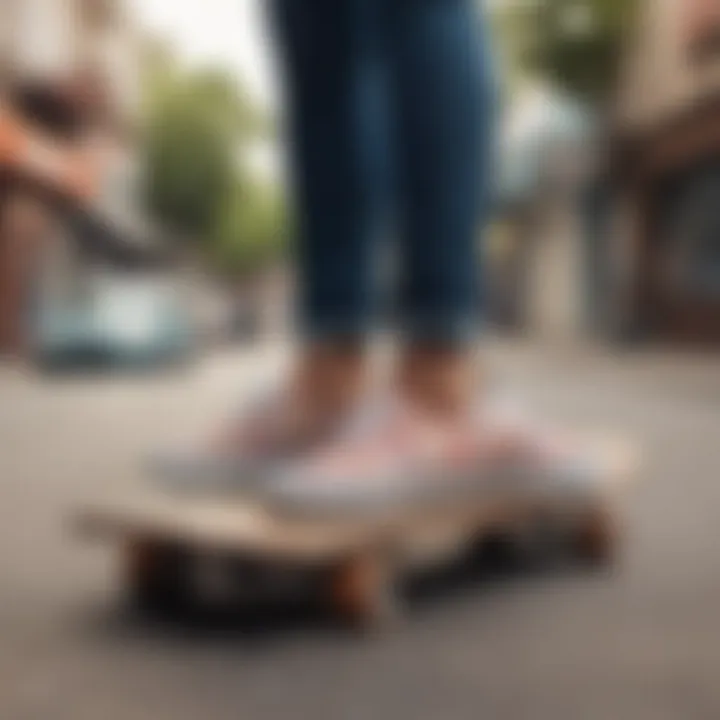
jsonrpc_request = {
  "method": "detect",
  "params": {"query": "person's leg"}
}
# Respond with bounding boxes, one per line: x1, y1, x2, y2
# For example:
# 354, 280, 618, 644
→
271, 0, 386, 342
384, 0, 496, 414
259, 2, 599, 515
217, 1, 388, 448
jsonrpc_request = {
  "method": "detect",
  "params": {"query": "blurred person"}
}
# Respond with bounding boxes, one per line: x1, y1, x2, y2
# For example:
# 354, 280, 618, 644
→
164, 0, 577, 513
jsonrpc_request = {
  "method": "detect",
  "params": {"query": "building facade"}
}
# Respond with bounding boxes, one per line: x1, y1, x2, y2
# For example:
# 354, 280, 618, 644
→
612, 0, 720, 344
0, 0, 145, 354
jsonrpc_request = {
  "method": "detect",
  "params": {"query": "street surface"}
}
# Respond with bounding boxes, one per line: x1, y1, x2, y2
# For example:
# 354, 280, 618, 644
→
1, 341, 719, 720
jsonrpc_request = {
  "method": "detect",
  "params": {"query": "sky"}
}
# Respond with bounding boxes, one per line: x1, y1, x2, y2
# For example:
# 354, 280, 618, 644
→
130, 0, 277, 110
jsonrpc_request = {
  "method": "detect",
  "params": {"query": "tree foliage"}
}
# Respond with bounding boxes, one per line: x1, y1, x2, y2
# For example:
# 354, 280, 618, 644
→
494, 0, 638, 104
141, 47, 286, 277
211, 183, 288, 278
145, 86, 236, 240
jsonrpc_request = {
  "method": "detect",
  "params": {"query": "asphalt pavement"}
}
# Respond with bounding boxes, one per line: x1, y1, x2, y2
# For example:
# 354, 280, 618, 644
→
1, 341, 719, 720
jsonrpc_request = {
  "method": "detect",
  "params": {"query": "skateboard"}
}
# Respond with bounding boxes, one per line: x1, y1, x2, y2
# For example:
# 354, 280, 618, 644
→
75, 435, 639, 629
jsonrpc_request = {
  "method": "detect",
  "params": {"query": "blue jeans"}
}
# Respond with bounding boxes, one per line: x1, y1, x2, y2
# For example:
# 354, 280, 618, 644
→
270, 0, 496, 345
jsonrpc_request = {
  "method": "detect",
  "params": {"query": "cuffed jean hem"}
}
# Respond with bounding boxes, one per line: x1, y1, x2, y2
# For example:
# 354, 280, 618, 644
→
400, 314, 481, 348
299, 313, 481, 349
298, 316, 374, 346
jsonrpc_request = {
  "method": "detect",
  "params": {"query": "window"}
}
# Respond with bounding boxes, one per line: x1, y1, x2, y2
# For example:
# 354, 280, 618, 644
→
663, 169, 720, 299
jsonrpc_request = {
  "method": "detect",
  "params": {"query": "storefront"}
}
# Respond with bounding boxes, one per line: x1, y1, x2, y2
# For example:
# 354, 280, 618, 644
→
611, 0, 720, 344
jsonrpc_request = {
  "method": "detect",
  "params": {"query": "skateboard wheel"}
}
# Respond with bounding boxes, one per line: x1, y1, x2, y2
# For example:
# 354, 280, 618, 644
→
327, 553, 399, 631
124, 539, 191, 616
572, 506, 618, 566
477, 510, 561, 570
475, 528, 525, 569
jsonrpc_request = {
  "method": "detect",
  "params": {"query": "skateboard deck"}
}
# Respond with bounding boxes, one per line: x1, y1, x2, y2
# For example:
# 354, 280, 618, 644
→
75, 434, 639, 627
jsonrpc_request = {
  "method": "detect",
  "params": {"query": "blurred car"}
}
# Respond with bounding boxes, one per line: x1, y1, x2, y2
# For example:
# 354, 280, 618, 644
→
31, 269, 196, 371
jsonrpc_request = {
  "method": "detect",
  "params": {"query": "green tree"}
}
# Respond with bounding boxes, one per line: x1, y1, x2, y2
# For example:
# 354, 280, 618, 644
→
495, 0, 638, 105
145, 96, 234, 241
211, 182, 288, 278
143, 62, 267, 244
140, 46, 287, 279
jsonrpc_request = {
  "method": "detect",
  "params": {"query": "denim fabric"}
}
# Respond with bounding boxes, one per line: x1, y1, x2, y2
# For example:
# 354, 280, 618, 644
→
270, 0, 496, 344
